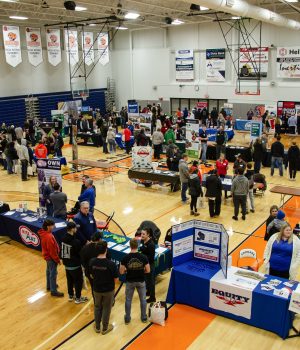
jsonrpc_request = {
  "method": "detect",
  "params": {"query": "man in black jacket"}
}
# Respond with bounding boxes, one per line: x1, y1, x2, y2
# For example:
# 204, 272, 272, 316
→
215, 126, 227, 159
270, 136, 284, 176
61, 222, 88, 304
205, 169, 222, 218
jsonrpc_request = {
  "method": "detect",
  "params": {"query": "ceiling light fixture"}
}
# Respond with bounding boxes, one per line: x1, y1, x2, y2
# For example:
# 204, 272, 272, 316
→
124, 12, 140, 19
75, 6, 87, 11
89, 23, 97, 26
0, 0, 18, 3
116, 26, 128, 30
172, 19, 184, 25
284, 0, 298, 3
9, 15, 28, 20
231, 16, 241, 20
64, 1, 76, 10
200, 6, 209, 11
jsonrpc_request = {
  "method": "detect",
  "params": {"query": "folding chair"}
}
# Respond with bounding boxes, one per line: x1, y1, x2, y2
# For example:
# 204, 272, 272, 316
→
97, 211, 115, 232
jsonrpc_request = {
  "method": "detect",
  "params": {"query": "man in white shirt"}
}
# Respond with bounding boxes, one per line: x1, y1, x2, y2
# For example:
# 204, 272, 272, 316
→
17, 139, 29, 181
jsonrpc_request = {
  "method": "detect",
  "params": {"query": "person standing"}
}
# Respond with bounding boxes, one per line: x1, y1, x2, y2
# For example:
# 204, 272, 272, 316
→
140, 229, 156, 303
4, 141, 18, 174
53, 131, 64, 157
164, 127, 175, 145
252, 137, 264, 174
215, 153, 229, 199
261, 132, 268, 167
188, 168, 201, 216
106, 126, 116, 154
288, 114, 297, 134
215, 126, 227, 159
89, 241, 118, 334
205, 169, 222, 218
38, 219, 64, 297
123, 125, 132, 154
73, 201, 97, 246
233, 154, 246, 174
43, 176, 59, 216
264, 205, 279, 241
50, 182, 67, 220
61, 222, 88, 304
270, 136, 284, 177
100, 122, 109, 154
16, 139, 29, 181
120, 239, 150, 324
78, 178, 95, 213
152, 128, 164, 160
231, 167, 249, 221
14, 126, 24, 141
35, 140, 48, 159
199, 125, 208, 163
245, 163, 255, 213
287, 141, 300, 181
179, 154, 190, 204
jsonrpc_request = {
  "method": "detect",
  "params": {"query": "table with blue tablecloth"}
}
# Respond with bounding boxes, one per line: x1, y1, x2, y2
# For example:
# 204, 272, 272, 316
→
199, 128, 235, 142
0, 210, 67, 251
166, 259, 297, 338
115, 134, 135, 149
202, 174, 232, 191
234, 119, 252, 131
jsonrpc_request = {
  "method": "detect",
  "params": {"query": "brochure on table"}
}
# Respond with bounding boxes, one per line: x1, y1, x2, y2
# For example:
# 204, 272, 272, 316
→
172, 219, 229, 278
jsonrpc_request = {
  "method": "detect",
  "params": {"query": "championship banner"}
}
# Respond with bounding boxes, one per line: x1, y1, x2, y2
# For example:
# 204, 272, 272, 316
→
277, 47, 300, 78
65, 29, 79, 66
46, 28, 61, 66
2, 25, 22, 67
132, 146, 152, 169
98, 33, 109, 66
176, 49, 194, 81
206, 49, 225, 82
239, 47, 268, 78
82, 32, 94, 66
26, 27, 43, 67
37, 158, 62, 207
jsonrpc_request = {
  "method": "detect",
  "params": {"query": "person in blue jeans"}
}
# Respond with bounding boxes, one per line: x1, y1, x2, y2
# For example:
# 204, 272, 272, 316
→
270, 136, 284, 177
120, 239, 150, 324
199, 125, 208, 163
179, 154, 190, 203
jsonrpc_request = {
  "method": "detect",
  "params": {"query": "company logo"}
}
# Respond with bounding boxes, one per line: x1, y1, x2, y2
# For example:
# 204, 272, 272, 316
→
240, 249, 256, 259
37, 159, 47, 167
211, 288, 250, 306
279, 48, 287, 57
137, 147, 150, 157
19, 225, 40, 247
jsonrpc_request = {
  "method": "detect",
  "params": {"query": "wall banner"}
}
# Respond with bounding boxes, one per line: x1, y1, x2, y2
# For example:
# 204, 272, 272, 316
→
46, 28, 61, 66
25, 27, 43, 67
65, 29, 79, 66
239, 47, 268, 78
206, 48, 225, 82
98, 33, 109, 66
277, 47, 300, 78
82, 32, 94, 66
2, 25, 22, 67
176, 49, 194, 81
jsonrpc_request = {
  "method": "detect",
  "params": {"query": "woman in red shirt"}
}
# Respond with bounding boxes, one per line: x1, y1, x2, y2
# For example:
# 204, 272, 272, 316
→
215, 153, 229, 198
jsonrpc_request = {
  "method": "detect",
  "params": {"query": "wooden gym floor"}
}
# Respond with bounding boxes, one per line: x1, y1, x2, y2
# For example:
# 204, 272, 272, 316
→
0, 136, 299, 350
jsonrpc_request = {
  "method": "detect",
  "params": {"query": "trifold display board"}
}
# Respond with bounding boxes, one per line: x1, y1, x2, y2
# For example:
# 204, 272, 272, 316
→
172, 220, 229, 278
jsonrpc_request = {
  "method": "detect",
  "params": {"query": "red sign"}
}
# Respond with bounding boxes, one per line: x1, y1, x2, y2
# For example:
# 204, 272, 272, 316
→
196, 102, 208, 110
19, 225, 40, 247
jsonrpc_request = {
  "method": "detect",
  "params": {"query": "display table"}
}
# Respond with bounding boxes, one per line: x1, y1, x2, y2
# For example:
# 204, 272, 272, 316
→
77, 132, 102, 147
199, 128, 234, 142
202, 174, 232, 191
207, 145, 252, 162
270, 185, 300, 207
166, 259, 297, 339
115, 133, 135, 149
0, 210, 67, 251
69, 159, 116, 179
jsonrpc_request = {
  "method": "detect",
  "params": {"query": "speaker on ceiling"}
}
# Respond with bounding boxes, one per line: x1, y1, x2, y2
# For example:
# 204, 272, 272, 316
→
64, 1, 76, 11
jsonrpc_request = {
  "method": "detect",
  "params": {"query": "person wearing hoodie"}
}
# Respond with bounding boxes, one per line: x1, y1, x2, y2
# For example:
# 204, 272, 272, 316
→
205, 169, 222, 218
165, 140, 176, 170
188, 168, 201, 216
106, 126, 116, 154
61, 222, 88, 304
164, 127, 176, 144
152, 128, 164, 160
35, 139, 48, 159
38, 219, 64, 297
266, 210, 287, 240
4, 141, 18, 174
179, 154, 190, 203
287, 141, 300, 180
231, 167, 249, 221
17, 139, 30, 181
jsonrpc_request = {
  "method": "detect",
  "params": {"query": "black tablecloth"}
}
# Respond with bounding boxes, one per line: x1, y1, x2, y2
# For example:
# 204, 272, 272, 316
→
207, 145, 252, 162
77, 133, 103, 147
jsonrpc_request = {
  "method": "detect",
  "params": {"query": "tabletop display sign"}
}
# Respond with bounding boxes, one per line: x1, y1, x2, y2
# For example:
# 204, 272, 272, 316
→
98, 32, 109, 66
239, 47, 268, 78
206, 48, 226, 82
277, 101, 297, 118
132, 146, 152, 169
46, 28, 62, 66
25, 27, 43, 67
82, 31, 94, 66
128, 101, 139, 116
65, 29, 79, 66
176, 49, 194, 81
250, 121, 262, 141
37, 159, 62, 207
2, 25, 22, 67
289, 284, 300, 314
277, 47, 300, 79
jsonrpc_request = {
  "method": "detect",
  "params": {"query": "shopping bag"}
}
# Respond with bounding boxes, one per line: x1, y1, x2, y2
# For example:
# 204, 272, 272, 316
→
27, 165, 33, 176
148, 301, 168, 326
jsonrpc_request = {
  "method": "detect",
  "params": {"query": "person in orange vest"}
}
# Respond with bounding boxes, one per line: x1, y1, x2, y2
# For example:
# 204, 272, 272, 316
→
35, 140, 48, 158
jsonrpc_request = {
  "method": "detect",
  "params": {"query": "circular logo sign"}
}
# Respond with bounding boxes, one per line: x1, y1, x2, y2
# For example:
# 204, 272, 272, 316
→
19, 225, 40, 247
137, 147, 150, 158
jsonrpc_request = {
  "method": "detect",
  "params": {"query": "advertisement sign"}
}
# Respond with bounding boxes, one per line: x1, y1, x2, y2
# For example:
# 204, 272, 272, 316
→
128, 101, 139, 116
194, 245, 219, 262
132, 146, 152, 169
2, 25, 22, 67
173, 236, 194, 258
37, 158, 62, 207
46, 28, 61, 66
277, 101, 297, 118
194, 228, 220, 246
185, 119, 199, 158
98, 32, 109, 66
196, 102, 208, 110
277, 47, 300, 78
250, 121, 262, 140
239, 47, 268, 78
206, 49, 226, 82
19, 225, 40, 247
82, 31, 94, 66
176, 49, 194, 81
65, 29, 79, 66
25, 27, 43, 67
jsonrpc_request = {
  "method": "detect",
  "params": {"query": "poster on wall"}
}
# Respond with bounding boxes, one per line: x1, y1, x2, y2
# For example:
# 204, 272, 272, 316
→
277, 101, 296, 118
46, 28, 61, 66
132, 146, 152, 169
25, 27, 43, 67
82, 32, 94, 66
65, 29, 79, 66
206, 49, 225, 82
98, 33, 109, 66
239, 47, 268, 78
176, 49, 194, 81
2, 25, 22, 67
277, 47, 300, 78
37, 159, 62, 207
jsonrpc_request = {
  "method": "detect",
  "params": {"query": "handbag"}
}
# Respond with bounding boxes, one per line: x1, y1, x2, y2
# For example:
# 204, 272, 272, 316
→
122, 134, 125, 142
148, 301, 168, 326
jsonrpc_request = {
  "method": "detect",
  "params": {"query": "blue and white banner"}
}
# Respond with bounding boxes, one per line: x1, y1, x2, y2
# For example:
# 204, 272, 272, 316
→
206, 49, 225, 82
176, 49, 194, 81
127, 101, 139, 116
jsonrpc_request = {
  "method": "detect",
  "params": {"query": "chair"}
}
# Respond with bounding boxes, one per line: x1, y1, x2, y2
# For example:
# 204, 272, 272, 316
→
237, 248, 259, 272
97, 211, 115, 232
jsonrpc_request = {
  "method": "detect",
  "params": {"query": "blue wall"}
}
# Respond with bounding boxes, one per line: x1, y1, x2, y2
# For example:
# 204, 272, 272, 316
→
0, 88, 106, 127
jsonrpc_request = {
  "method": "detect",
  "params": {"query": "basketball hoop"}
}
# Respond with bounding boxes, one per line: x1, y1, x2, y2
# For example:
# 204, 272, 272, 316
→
72, 89, 89, 101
